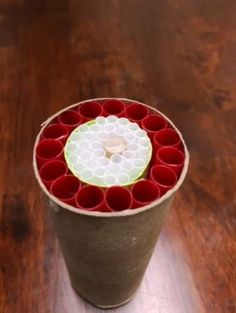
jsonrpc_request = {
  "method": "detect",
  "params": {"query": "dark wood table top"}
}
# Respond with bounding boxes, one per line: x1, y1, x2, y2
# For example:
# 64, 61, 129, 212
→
0, 1, 235, 312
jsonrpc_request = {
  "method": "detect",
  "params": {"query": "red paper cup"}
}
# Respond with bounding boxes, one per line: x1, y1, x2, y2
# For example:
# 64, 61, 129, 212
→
42, 123, 69, 144
125, 103, 149, 125
50, 175, 81, 206
153, 128, 181, 152
58, 110, 82, 132
78, 101, 103, 122
131, 179, 160, 209
105, 186, 132, 211
39, 160, 68, 190
103, 99, 126, 117
76, 185, 109, 212
156, 146, 185, 176
36, 139, 64, 168
149, 165, 177, 196
142, 114, 167, 140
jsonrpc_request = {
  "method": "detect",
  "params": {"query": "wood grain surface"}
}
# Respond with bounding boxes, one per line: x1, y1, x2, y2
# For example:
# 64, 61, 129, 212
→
0, 1, 235, 312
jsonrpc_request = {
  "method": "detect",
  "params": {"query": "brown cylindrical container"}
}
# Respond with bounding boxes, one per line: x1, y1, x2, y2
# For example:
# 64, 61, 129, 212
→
33, 98, 189, 308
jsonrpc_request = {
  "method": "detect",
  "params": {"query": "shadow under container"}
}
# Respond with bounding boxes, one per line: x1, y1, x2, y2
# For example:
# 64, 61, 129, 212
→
33, 98, 189, 309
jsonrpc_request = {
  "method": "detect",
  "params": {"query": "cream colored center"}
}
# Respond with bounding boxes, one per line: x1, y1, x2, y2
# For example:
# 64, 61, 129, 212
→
103, 136, 127, 157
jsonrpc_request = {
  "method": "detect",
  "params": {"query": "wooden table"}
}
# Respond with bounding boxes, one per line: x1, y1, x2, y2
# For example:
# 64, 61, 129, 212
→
0, 1, 235, 312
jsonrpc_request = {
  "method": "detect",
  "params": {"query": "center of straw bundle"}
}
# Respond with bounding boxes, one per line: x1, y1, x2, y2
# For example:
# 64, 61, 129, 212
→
64, 116, 152, 187
103, 136, 127, 158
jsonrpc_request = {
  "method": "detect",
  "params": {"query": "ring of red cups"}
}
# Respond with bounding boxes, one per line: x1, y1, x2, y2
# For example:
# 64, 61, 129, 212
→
35, 99, 186, 213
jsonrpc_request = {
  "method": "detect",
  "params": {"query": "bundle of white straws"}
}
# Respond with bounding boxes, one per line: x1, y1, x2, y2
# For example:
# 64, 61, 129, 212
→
65, 116, 152, 187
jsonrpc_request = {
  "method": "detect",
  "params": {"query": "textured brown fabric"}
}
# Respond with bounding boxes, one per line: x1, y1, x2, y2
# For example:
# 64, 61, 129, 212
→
49, 196, 173, 307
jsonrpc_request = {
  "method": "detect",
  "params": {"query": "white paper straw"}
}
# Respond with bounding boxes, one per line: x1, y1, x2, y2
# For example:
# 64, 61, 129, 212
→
104, 175, 117, 186
123, 151, 135, 159
110, 154, 122, 163
97, 131, 109, 140
94, 148, 106, 158
80, 169, 93, 181
90, 124, 101, 132
68, 154, 78, 164
119, 117, 129, 125
127, 143, 138, 151
107, 115, 118, 123
117, 174, 130, 185
66, 143, 77, 153
95, 116, 106, 125
99, 157, 110, 166
94, 167, 106, 177
70, 131, 80, 142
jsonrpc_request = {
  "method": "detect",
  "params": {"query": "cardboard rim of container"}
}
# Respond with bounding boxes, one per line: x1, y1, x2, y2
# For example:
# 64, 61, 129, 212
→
33, 98, 190, 217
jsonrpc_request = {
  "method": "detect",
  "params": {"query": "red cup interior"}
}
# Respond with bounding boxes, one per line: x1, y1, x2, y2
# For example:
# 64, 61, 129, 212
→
42, 123, 69, 141
39, 160, 68, 184
132, 179, 160, 206
50, 175, 81, 202
150, 165, 177, 194
103, 99, 125, 116
157, 146, 185, 166
76, 185, 104, 211
105, 186, 132, 211
154, 128, 180, 148
126, 103, 149, 122
79, 101, 103, 119
58, 110, 81, 126
36, 139, 63, 160
142, 114, 167, 133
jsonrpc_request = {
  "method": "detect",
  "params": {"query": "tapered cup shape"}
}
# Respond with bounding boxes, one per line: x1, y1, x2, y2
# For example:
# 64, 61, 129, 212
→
42, 123, 69, 143
78, 101, 103, 122
103, 99, 125, 117
76, 185, 109, 212
149, 165, 177, 196
50, 175, 81, 206
156, 146, 185, 176
131, 179, 160, 209
39, 160, 68, 189
36, 139, 64, 168
105, 186, 132, 211
142, 114, 167, 140
58, 110, 82, 132
125, 103, 149, 125
153, 128, 181, 151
